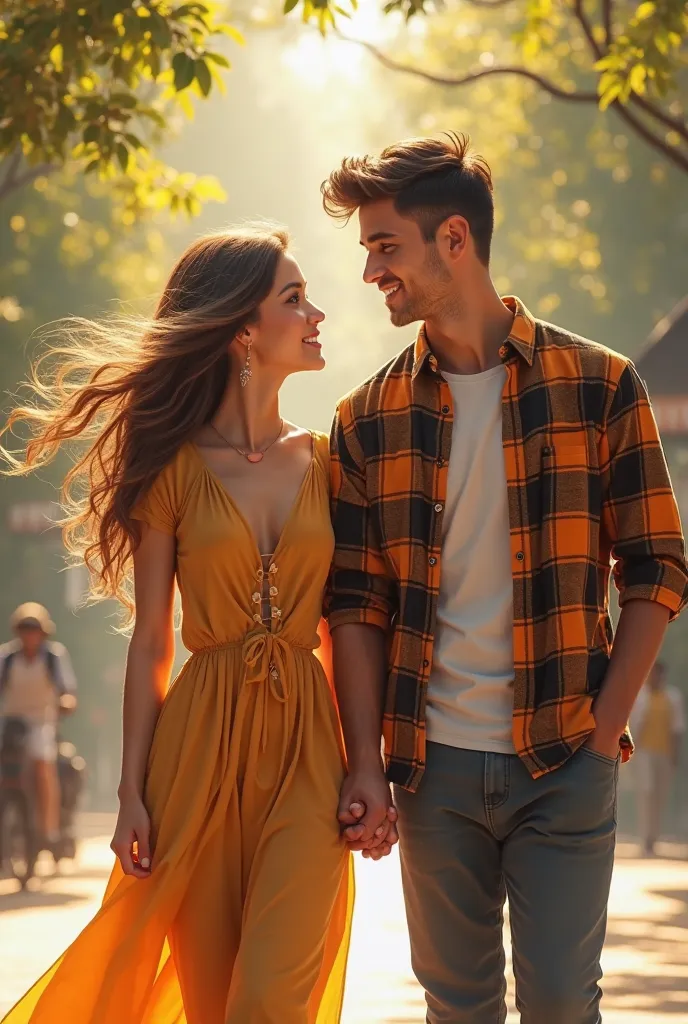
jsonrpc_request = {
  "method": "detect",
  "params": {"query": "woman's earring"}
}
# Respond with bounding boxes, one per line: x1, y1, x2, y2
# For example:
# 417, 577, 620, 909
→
239, 342, 252, 388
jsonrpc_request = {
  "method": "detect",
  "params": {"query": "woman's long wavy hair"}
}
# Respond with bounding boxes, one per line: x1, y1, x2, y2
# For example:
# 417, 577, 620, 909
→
1, 226, 289, 622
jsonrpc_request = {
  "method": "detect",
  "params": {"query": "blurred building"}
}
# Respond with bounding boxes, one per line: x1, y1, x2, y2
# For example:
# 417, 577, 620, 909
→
636, 296, 688, 527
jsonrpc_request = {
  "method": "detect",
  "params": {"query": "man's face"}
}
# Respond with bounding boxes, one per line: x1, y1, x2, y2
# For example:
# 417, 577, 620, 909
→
16, 625, 45, 658
358, 200, 455, 327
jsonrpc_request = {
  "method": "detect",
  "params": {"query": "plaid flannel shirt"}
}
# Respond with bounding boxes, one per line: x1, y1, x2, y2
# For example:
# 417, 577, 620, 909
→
327, 297, 688, 791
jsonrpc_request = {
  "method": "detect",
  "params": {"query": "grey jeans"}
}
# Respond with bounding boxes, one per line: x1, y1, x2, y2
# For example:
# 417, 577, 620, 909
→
394, 742, 618, 1024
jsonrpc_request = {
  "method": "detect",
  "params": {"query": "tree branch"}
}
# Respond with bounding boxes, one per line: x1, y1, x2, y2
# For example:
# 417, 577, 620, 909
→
573, 0, 604, 60
338, 32, 688, 175
337, 34, 600, 103
0, 150, 22, 199
628, 94, 688, 144
574, 0, 688, 143
602, 0, 612, 47
0, 153, 55, 204
611, 101, 688, 174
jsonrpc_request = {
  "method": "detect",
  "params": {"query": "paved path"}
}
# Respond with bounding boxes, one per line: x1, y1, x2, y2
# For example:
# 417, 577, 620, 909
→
1, 815, 687, 1022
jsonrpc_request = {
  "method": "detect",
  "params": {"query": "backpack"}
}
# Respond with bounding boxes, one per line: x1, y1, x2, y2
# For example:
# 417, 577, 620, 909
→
0, 647, 61, 699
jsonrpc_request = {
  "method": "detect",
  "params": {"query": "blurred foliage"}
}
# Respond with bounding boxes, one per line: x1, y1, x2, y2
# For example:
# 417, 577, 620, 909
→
0, 170, 168, 332
333, 2, 687, 337
0, 1, 239, 212
290, 0, 688, 175
0, 1, 235, 321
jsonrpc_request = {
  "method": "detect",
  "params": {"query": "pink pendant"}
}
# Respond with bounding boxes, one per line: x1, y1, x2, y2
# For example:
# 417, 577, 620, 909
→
246, 452, 264, 464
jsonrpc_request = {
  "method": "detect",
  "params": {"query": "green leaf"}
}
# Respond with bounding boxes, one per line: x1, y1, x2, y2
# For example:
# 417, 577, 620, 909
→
124, 132, 145, 149
629, 64, 647, 94
599, 81, 622, 111
83, 124, 102, 146
55, 105, 76, 136
110, 92, 138, 109
149, 12, 173, 48
218, 25, 245, 45
116, 142, 130, 172
103, 0, 126, 19
194, 176, 227, 201
172, 52, 196, 91
635, 1, 656, 21
49, 44, 64, 73
195, 58, 212, 97
122, 9, 143, 40
148, 48, 161, 79
139, 106, 167, 129
204, 51, 231, 68
284, 0, 300, 12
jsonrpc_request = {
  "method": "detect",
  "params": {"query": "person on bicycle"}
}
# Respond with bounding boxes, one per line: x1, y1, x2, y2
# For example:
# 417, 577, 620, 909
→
0, 603, 77, 850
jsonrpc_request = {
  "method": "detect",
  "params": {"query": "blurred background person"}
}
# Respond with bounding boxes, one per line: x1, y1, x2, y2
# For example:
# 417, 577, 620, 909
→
0, 602, 77, 851
631, 660, 685, 857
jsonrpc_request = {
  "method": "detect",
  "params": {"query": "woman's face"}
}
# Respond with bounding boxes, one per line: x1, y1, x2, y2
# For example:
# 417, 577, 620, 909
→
247, 253, 326, 376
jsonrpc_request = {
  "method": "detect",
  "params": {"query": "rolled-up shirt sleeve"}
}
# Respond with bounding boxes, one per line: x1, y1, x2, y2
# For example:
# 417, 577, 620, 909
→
325, 397, 396, 632
601, 361, 688, 619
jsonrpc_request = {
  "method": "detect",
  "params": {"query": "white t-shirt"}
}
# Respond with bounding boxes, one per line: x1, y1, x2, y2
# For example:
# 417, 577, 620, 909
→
426, 364, 515, 754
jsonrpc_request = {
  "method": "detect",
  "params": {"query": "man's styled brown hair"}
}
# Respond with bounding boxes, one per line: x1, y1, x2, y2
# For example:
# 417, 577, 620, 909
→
322, 132, 495, 266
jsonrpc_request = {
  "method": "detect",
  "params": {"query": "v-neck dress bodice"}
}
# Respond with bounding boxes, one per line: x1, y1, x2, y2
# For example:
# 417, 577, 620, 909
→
3, 431, 352, 1024
155, 438, 333, 654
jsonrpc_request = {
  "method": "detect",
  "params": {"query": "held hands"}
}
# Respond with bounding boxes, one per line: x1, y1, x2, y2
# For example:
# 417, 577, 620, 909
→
111, 793, 153, 879
337, 770, 399, 861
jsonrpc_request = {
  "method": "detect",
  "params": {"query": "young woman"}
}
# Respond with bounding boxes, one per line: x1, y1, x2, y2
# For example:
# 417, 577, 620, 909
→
1, 227, 354, 1023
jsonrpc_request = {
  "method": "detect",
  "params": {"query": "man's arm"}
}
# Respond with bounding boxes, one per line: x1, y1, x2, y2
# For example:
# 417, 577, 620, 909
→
592, 362, 688, 754
327, 398, 398, 856
588, 600, 669, 757
332, 623, 397, 857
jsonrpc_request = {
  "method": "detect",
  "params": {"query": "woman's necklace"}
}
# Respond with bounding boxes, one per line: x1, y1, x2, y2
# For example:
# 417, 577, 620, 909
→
210, 418, 284, 464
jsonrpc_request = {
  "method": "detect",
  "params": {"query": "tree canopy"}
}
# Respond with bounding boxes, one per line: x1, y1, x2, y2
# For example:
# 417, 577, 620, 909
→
0, 1, 239, 214
293, 0, 688, 175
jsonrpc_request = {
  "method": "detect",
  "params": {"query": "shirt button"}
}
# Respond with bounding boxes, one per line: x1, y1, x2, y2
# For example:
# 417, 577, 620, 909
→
441, 405, 450, 415
516, 551, 525, 562
434, 503, 443, 513
423, 659, 430, 668
429, 556, 437, 566
436, 457, 445, 468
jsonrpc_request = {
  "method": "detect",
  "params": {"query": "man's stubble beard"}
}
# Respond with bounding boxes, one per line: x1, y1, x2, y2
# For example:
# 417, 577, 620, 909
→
390, 245, 460, 328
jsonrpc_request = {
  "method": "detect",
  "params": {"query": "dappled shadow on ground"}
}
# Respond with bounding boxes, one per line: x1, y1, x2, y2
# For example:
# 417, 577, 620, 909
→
602, 868, 688, 1016
0, 887, 91, 913
0, 860, 110, 913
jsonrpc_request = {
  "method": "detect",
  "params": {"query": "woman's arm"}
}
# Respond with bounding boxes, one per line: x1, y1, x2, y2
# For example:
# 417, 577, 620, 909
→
111, 524, 176, 877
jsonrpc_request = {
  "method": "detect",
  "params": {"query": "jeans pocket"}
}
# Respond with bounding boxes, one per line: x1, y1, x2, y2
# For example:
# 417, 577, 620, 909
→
580, 745, 619, 768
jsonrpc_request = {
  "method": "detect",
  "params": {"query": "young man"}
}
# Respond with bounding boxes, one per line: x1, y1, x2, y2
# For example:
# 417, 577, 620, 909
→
0, 603, 77, 849
631, 659, 685, 856
322, 134, 688, 1023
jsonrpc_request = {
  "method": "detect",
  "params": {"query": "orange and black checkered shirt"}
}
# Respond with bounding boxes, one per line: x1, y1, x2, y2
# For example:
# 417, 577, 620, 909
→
327, 297, 688, 791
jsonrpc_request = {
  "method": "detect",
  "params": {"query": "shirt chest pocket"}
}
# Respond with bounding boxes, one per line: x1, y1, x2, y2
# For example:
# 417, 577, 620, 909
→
540, 443, 599, 521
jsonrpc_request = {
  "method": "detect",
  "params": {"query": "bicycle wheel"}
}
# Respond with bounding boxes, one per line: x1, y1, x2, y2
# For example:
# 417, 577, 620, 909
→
0, 794, 37, 888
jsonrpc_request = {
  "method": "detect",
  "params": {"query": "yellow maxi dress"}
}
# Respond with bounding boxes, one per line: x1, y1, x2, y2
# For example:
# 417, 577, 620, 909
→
3, 432, 353, 1024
